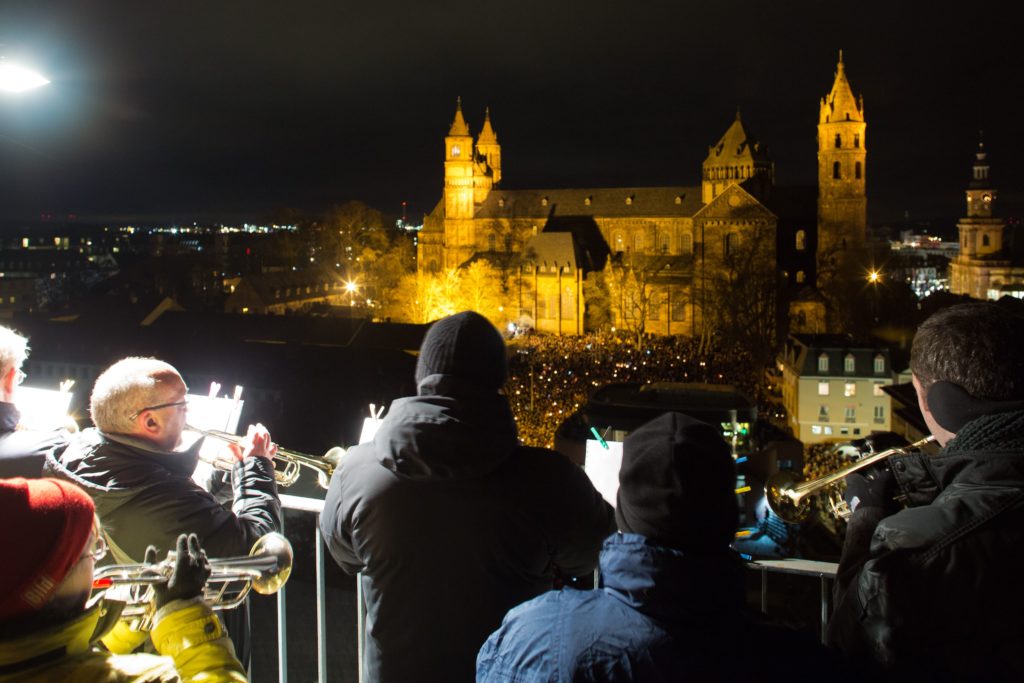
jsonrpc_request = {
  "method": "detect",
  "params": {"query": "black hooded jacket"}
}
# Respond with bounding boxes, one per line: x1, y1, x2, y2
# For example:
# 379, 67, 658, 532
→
0, 402, 67, 479
320, 374, 615, 683
828, 410, 1024, 681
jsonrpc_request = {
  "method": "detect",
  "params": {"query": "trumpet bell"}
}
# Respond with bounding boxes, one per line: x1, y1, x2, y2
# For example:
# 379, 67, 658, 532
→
765, 470, 812, 523
249, 532, 293, 595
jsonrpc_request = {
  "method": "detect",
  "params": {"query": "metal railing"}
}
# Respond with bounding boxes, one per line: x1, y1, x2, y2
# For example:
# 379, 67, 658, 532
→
271, 494, 838, 681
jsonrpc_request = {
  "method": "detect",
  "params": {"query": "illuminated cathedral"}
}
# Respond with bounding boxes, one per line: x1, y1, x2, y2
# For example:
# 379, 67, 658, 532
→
418, 55, 866, 336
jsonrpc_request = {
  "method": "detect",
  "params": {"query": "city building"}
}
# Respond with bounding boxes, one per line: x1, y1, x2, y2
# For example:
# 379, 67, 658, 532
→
949, 140, 1024, 299
418, 55, 866, 335
777, 334, 894, 444
224, 268, 355, 315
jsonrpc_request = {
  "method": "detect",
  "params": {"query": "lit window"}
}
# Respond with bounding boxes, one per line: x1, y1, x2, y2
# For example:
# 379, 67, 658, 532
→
824, 426, 834, 435
795, 230, 806, 251
818, 353, 829, 373
873, 354, 885, 374
818, 381, 830, 396
873, 382, 885, 397
844, 383, 856, 397
811, 425, 822, 435
796, 271, 805, 284
844, 354, 855, 373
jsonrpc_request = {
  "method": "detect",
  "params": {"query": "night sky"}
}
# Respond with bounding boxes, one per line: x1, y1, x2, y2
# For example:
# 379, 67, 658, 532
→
1, 2, 1018, 231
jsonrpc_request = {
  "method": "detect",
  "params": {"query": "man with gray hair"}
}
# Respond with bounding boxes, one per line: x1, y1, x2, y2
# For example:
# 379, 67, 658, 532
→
45, 356, 281, 668
0, 324, 68, 478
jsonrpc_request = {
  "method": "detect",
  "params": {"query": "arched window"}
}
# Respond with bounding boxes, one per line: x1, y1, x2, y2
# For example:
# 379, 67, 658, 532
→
795, 230, 806, 251
724, 233, 736, 257
680, 233, 693, 254
659, 233, 670, 253
834, 133, 841, 148
844, 354, 856, 373
855, 161, 862, 180
796, 270, 805, 284
833, 161, 841, 179
854, 133, 860, 148
633, 233, 644, 253
983, 234, 990, 247
613, 231, 625, 252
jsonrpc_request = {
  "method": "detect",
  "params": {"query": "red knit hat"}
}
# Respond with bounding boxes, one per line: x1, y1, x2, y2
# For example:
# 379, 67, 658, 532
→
0, 478, 96, 620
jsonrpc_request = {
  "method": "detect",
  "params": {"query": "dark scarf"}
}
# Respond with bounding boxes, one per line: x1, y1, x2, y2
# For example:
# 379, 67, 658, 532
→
945, 409, 1024, 454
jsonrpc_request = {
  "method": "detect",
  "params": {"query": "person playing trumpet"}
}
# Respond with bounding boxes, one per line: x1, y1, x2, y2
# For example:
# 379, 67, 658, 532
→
0, 324, 69, 479
44, 357, 281, 669
828, 301, 1024, 680
0, 477, 246, 682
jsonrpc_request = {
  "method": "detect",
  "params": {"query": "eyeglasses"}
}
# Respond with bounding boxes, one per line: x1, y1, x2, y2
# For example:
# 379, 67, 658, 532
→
129, 400, 189, 421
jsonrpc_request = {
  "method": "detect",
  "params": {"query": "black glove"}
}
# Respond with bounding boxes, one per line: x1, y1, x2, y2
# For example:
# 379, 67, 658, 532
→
147, 533, 211, 609
843, 466, 899, 515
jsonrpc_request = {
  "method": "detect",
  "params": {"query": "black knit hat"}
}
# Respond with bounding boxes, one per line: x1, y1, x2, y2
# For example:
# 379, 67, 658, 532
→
615, 412, 738, 552
415, 311, 508, 391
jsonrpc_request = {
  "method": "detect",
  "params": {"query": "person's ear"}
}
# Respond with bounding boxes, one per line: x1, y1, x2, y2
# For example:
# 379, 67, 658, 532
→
2, 366, 18, 398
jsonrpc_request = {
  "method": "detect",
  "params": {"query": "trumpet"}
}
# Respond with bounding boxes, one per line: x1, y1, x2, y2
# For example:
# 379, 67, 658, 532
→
92, 532, 292, 630
187, 424, 343, 489
765, 435, 936, 524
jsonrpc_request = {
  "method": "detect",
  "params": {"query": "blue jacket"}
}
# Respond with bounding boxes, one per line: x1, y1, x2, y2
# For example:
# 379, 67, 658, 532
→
478, 534, 850, 682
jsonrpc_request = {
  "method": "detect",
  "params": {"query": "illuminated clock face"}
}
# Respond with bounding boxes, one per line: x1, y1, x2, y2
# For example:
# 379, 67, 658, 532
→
451, 145, 461, 158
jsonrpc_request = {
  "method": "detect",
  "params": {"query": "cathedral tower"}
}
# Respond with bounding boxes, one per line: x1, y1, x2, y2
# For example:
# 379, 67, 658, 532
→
444, 98, 475, 221
475, 107, 502, 187
817, 52, 866, 269
950, 138, 1009, 298
702, 110, 773, 204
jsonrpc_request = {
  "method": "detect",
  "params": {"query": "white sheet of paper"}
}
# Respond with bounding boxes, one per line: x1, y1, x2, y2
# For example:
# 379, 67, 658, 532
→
584, 439, 624, 508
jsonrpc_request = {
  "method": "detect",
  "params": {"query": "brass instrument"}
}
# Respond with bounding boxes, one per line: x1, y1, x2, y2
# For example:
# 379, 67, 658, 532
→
92, 532, 292, 629
765, 435, 936, 523
187, 424, 343, 489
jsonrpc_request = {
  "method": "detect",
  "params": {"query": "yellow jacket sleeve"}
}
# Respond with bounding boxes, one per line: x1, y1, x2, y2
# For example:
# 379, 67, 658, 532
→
101, 619, 150, 655
150, 598, 247, 683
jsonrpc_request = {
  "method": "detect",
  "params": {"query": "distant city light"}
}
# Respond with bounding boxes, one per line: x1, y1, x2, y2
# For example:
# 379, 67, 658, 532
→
867, 270, 881, 283
0, 61, 50, 93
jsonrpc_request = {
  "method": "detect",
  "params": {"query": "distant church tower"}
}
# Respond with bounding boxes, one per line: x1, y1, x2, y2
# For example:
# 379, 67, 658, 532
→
442, 98, 478, 268
474, 107, 502, 203
702, 110, 773, 204
817, 52, 867, 274
949, 137, 1018, 299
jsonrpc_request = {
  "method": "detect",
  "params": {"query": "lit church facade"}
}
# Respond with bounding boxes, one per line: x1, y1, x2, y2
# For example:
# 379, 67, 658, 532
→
418, 56, 866, 336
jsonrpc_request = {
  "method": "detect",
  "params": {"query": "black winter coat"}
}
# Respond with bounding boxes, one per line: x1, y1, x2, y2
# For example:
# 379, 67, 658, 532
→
0, 401, 67, 479
828, 410, 1024, 682
320, 374, 615, 683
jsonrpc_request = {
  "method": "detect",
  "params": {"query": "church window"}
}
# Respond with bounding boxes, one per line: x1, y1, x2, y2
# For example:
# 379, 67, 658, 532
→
833, 161, 841, 179
983, 234, 990, 247
796, 270, 805, 284
584, 196, 591, 206
724, 233, 736, 256
675, 195, 682, 205
855, 161, 862, 179
659, 233, 669, 253
671, 297, 687, 322
649, 293, 661, 320
613, 231, 625, 252
795, 230, 806, 251
797, 311, 806, 327
680, 233, 693, 254
625, 196, 633, 205
488, 234, 496, 251
634, 234, 644, 252
854, 133, 860, 148
541, 196, 548, 206
834, 133, 841, 148
498, 198, 505, 207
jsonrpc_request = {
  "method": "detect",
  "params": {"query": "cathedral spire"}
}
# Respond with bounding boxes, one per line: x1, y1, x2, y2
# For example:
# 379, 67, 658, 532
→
449, 97, 470, 136
820, 51, 862, 124
478, 106, 498, 143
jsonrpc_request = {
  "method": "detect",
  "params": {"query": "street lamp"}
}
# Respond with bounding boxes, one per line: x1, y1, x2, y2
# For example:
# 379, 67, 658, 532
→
0, 61, 50, 93
345, 280, 359, 307
867, 270, 881, 284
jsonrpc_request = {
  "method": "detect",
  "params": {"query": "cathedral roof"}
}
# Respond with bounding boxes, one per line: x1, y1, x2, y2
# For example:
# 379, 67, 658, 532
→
820, 52, 863, 124
477, 107, 498, 144
704, 111, 770, 166
474, 186, 703, 219
448, 97, 470, 137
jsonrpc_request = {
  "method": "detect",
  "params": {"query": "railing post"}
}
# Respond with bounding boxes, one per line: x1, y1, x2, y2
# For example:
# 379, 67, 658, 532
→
357, 572, 365, 683
316, 517, 328, 683
277, 517, 288, 683
820, 576, 830, 645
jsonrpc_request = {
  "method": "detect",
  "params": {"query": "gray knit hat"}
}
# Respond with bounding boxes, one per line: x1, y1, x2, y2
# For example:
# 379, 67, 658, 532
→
415, 311, 508, 392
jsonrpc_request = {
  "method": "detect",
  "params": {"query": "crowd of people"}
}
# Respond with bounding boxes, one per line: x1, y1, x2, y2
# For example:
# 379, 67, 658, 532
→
2, 301, 1024, 681
506, 331, 760, 447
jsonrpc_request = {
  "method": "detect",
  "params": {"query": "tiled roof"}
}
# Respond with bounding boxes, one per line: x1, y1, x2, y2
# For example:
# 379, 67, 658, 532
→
474, 186, 702, 220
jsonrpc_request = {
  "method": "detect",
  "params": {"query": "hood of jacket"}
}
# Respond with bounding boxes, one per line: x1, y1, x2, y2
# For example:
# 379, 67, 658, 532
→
44, 428, 203, 512
370, 374, 519, 480
599, 533, 745, 623
0, 600, 120, 679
